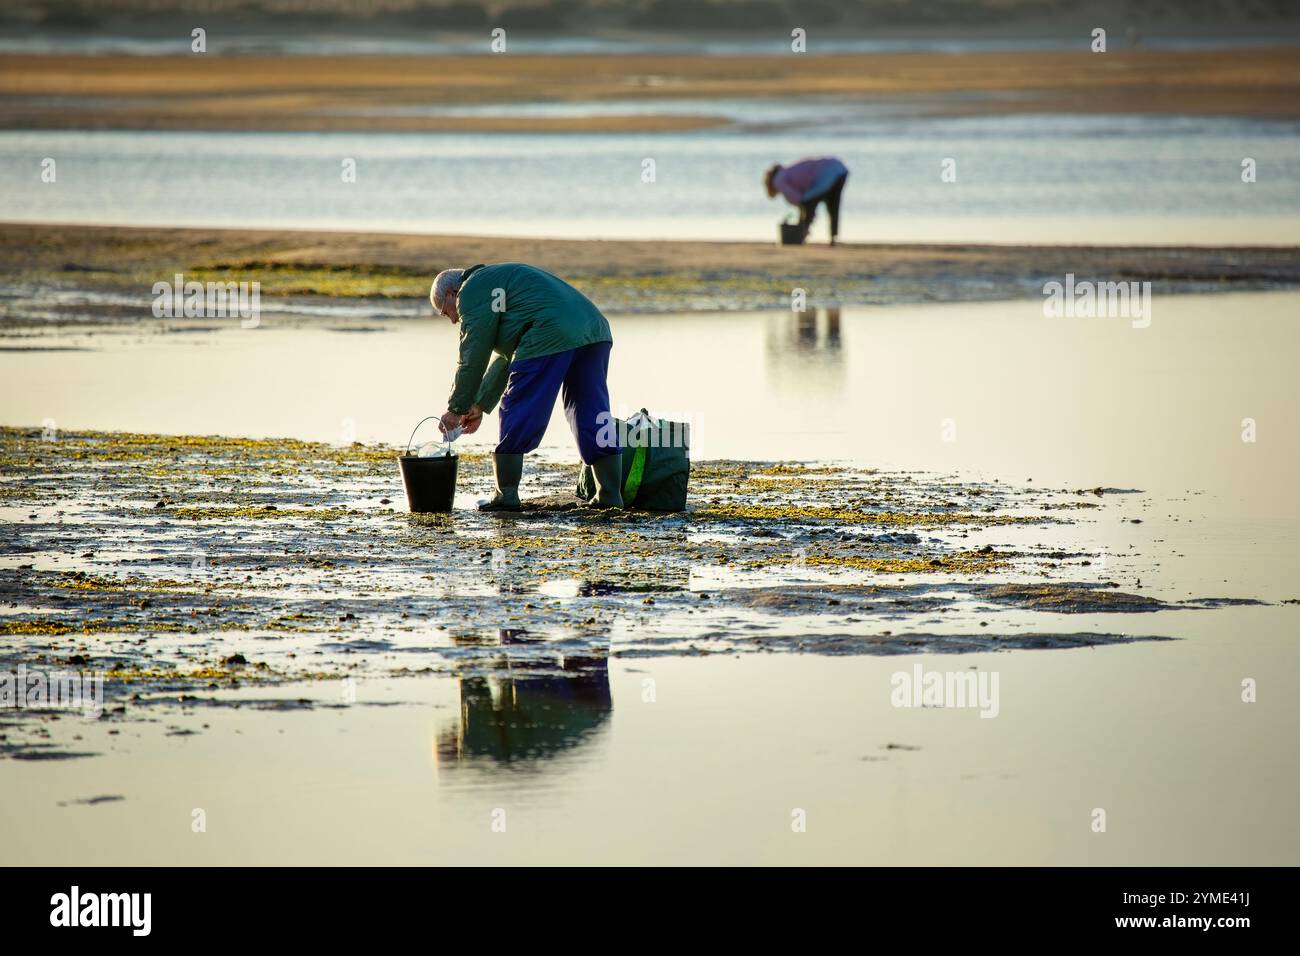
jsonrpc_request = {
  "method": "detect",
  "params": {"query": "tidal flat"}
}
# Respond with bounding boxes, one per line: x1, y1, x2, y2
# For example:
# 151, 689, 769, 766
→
2, 27, 1299, 867
1, 248, 1297, 863
0, 425, 1261, 755
1, 424, 1295, 866
5, 223, 1300, 322
4, 49, 1298, 133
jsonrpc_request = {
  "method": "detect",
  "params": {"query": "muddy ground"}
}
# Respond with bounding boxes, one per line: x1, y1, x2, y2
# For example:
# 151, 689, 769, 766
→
1, 425, 1269, 760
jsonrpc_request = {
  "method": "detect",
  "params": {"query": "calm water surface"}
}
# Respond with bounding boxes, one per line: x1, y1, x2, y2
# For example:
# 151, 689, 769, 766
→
2, 112, 1299, 243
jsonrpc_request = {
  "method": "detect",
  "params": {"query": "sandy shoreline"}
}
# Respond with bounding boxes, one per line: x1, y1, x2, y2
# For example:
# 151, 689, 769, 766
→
4, 222, 1299, 315
2, 48, 1299, 131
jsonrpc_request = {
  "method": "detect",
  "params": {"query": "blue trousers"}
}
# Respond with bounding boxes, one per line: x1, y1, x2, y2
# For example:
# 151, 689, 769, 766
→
496, 341, 618, 464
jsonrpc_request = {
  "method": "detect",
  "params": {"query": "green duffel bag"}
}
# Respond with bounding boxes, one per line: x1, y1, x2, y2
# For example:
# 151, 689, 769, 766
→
576, 409, 690, 511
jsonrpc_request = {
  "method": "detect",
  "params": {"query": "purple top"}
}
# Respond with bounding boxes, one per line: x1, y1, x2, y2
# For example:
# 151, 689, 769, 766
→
772, 157, 847, 204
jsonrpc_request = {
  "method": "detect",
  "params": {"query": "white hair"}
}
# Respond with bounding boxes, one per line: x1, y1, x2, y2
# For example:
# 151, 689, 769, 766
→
430, 268, 464, 312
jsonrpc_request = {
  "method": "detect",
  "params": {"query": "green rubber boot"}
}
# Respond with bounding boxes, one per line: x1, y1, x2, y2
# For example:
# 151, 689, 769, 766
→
590, 453, 625, 509
479, 453, 524, 512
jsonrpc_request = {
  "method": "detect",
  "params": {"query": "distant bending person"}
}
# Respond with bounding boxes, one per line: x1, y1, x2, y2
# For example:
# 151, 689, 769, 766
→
765, 156, 849, 245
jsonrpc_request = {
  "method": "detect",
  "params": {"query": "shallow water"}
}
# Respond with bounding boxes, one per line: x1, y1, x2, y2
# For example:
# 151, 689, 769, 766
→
4, 29, 1294, 57
3, 111, 1299, 243
2, 291, 1297, 863
4, 607, 1297, 865
3, 292, 1297, 513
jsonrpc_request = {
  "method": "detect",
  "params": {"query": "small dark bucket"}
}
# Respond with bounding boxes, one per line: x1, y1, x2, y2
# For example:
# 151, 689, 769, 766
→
398, 416, 459, 513
779, 220, 807, 245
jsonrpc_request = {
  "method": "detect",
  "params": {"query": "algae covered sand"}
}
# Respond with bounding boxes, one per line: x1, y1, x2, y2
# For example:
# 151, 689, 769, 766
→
4, 223, 1300, 319
1, 425, 1266, 759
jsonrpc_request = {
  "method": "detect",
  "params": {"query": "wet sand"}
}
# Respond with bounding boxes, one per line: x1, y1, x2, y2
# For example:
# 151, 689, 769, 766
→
4, 222, 1299, 316
2, 48, 1299, 131
0, 424, 1227, 760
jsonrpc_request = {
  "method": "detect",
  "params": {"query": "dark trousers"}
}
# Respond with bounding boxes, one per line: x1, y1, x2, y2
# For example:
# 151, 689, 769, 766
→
496, 341, 618, 464
799, 172, 849, 241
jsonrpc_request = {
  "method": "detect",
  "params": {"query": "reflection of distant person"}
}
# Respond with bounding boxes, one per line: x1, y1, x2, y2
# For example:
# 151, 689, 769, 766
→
794, 307, 841, 350
765, 157, 849, 245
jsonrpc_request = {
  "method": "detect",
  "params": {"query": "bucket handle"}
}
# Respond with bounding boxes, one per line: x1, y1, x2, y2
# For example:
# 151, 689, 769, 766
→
404, 415, 445, 456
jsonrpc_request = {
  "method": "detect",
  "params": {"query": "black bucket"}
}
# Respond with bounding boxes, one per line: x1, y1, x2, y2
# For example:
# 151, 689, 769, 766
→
398, 416, 459, 513
779, 220, 807, 245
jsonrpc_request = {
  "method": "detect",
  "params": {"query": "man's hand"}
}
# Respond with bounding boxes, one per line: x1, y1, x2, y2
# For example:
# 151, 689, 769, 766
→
461, 404, 484, 435
439, 410, 464, 435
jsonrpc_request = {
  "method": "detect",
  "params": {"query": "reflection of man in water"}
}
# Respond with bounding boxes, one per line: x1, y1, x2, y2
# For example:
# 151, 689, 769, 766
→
435, 632, 611, 769
765, 157, 849, 245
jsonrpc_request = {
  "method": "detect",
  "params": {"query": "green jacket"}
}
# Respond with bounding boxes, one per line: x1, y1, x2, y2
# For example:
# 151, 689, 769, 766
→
447, 263, 613, 415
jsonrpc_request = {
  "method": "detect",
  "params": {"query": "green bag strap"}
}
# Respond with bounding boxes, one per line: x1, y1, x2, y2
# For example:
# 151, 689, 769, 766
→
623, 444, 647, 504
